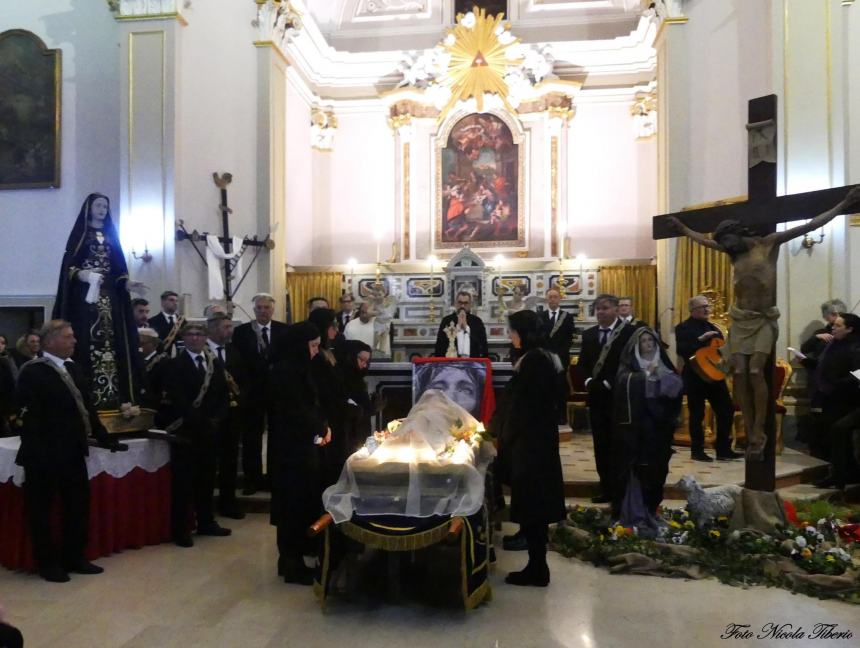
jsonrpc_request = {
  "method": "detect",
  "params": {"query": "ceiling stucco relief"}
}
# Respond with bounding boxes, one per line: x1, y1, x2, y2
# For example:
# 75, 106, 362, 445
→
355, 0, 429, 19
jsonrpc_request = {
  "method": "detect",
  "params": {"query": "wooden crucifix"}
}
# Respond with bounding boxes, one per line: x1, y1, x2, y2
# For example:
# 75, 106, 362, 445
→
176, 172, 275, 305
653, 95, 860, 491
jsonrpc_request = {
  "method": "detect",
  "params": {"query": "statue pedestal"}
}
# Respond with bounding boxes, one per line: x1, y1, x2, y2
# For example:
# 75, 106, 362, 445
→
98, 408, 156, 435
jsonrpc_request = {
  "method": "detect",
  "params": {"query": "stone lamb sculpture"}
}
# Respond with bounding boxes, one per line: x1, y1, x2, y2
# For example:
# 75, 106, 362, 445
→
675, 475, 743, 528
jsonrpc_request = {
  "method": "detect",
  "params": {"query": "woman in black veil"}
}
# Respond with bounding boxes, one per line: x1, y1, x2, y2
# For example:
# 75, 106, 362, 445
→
52, 193, 143, 410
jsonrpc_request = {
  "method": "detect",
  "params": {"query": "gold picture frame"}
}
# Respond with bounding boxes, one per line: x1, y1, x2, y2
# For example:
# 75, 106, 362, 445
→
0, 29, 62, 190
434, 110, 526, 251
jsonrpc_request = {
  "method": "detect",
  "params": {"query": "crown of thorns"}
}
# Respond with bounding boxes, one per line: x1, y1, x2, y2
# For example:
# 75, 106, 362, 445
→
713, 220, 752, 240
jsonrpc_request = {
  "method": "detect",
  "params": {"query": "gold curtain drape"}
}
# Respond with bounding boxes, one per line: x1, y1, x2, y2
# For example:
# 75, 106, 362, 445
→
286, 271, 343, 323
672, 237, 734, 326
598, 265, 657, 328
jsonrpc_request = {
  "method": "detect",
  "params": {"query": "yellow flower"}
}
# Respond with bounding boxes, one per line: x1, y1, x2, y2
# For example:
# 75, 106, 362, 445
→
826, 555, 835, 562
598, 534, 605, 542
717, 516, 728, 523
801, 548, 813, 559
684, 521, 695, 529
709, 529, 721, 539
669, 520, 681, 529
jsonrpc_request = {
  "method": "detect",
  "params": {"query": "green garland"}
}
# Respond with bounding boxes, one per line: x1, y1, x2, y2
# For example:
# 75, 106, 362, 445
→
549, 504, 860, 604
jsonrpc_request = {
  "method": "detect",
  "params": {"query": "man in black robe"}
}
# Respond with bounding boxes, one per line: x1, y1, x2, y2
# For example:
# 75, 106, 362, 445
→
433, 291, 489, 358
16, 320, 123, 581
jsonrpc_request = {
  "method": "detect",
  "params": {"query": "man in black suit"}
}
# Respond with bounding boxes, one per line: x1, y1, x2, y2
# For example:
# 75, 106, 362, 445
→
138, 327, 167, 409
540, 288, 576, 423
206, 312, 247, 519
231, 293, 289, 494
675, 294, 742, 462
577, 294, 635, 503
618, 296, 647, 328
148, 290, 184, 356
132, 298, 150, 329
433, 291, 489, 358
336, 293, 356, 333
159, 322, 231, 546
15, 320, 120, 581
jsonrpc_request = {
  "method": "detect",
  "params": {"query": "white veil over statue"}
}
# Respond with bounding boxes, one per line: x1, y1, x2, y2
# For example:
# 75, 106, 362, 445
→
322, 390, 496, 523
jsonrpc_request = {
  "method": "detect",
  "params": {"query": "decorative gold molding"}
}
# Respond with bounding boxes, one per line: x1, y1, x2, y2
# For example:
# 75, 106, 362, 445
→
127, 30, 166, 258
516, 92, 575, 117
849, 215, 860, 226
551, 136, 559, 258
655, 15, 688, 43
253, 40, 289, 65
388, 113, 413, 131
681, 195, 747, 212
403, 142, 411, 260
114, 12, 188, 26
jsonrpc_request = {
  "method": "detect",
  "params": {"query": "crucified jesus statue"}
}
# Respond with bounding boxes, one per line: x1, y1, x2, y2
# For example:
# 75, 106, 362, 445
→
667, 186, 860, 461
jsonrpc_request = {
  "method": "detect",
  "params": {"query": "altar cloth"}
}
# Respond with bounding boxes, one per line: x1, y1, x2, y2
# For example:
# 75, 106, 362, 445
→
0, 436, 172, 571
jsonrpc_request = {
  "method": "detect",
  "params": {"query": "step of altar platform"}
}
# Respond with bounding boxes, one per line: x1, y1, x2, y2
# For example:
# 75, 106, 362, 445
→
559, 430, 831, 499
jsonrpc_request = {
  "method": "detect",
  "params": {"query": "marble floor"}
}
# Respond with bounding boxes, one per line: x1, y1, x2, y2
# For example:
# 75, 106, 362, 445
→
1, 515, 857, 648
559, 432, 828, 489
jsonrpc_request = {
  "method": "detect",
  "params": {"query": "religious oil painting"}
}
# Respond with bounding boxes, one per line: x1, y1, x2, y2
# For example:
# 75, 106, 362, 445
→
0, 30, 62, 189
436, 112, 524, 250
412, 358, 488, 420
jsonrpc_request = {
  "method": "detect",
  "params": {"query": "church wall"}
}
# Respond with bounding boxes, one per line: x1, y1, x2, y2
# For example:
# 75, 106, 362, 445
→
284, 71, 314, 267
682, 0, 773, 205
567, 99, 657, 260
0, 1, 120, 300
773, 0, 859, 352
308, 107, 397, 266
171, 1, 262, 317
657, 0, 772, 352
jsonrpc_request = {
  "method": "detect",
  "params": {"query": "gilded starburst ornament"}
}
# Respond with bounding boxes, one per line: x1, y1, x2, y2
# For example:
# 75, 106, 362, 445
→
437, 6, 522, 122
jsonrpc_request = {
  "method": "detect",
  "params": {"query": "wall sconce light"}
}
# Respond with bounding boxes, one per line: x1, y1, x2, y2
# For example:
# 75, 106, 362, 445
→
310, 107, 337, 151
630, 91, 657, 140
132, 245, 153, 263
801, 230, 825, 250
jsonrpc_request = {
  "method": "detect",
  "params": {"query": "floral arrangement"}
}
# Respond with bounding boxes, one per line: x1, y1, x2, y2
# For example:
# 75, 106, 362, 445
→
550, 502, 860, 603
439, 418, 490, 459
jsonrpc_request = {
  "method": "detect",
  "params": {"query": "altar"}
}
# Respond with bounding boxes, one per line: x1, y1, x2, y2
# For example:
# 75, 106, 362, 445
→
0, 437, 172, 571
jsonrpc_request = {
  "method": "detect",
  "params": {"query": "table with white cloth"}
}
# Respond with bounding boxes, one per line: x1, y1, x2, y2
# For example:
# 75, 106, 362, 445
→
0, 436, 172, 571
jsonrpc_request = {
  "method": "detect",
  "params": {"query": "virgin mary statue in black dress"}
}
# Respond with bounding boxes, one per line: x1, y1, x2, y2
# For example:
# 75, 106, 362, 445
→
52, 193, 142, 410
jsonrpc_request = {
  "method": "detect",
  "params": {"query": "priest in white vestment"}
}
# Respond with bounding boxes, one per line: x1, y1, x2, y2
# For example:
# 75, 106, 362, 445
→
343, 302, 375, 348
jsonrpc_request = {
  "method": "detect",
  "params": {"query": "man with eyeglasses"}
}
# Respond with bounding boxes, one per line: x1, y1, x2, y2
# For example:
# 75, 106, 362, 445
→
675, 295, 742, 462
433, 291, 489, 358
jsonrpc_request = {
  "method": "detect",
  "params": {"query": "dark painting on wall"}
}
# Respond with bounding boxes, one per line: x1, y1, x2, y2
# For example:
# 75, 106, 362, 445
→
0, 30, 61, 190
